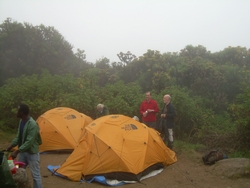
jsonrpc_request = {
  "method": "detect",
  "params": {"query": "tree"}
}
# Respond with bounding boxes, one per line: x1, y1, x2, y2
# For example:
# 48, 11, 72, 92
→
0, 18, 88, 85
212, 46, 250, 68
75, 48, 86, 60
95, 57, 110, 69
180, 45, 211, 60
134, 50, 173, 92
117, 51, 136, 65
230, 86, 250, 149
98, 81, 143, 117
0, 71, 98, 127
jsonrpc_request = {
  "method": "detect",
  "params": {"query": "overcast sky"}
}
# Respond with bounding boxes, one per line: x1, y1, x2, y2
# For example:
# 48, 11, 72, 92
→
1, 0, 250, 63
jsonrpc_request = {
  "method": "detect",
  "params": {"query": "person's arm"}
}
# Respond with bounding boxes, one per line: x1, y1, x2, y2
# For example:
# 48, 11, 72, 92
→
148, 101, 159, 114
160, 105, 167, 119
153, 101, 160, 113
166, 104, 176, 118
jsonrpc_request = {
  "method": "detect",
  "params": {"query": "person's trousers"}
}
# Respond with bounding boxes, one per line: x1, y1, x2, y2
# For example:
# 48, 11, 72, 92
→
142, 121, 157, 129
18, 152, 42, 188
166, 129, 173, 142
164, 128, 174, 149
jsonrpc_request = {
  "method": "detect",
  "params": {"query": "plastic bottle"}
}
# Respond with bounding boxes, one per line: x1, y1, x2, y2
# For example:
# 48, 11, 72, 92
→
8, 158, 16, 174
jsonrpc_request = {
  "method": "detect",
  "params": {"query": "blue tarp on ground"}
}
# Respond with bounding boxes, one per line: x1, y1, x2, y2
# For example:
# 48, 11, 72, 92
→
47, 165, 127, 186
47, 165, 163, 186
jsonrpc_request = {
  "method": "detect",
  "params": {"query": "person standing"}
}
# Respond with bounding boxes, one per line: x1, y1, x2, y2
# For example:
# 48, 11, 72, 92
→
96, 104, 109, 118
7, 104, 43, 188
140, 91, 159, 129
161, 94, 176, 150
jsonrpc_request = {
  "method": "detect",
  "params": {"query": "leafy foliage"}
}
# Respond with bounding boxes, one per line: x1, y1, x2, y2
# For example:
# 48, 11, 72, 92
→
0, 71, 96, 128
97, 81, 143, 118
1, 19, 250, 152
0, 18, 90, 86
229, 86, 250, 150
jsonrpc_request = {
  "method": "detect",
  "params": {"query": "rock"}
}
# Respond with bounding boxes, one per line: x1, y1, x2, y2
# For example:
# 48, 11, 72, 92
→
208, 158, 250, 178
12, 168, 32, 188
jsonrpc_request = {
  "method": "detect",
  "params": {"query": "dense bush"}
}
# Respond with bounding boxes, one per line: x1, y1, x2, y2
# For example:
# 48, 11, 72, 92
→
1, 19, 250, 151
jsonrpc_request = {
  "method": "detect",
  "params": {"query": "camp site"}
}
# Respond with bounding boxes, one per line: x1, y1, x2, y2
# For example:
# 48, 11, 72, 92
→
1, 107, 250, 187
1, 1, 250, 187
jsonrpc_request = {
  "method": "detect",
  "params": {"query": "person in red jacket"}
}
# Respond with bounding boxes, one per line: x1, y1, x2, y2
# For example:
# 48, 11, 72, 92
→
140, 91, 159, 129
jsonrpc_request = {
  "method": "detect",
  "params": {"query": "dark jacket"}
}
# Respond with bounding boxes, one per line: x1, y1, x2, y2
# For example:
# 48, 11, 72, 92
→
96, 106, 109, 118
161, 102, 176, 129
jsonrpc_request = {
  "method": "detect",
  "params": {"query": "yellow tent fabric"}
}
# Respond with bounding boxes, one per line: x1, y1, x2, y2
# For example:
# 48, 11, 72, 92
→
37, 107, 93, 152
56, 114, 177, 181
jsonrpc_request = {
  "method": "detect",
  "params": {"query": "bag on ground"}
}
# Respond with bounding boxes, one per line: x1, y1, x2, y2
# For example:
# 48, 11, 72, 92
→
202, 149, 227, 165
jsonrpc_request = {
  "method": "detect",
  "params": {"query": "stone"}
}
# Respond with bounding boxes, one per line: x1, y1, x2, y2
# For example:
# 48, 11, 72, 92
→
208, 158, 250, 178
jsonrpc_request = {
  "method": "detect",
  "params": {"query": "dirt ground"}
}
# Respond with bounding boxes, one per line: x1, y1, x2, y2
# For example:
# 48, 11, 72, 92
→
1, 141, 250, 188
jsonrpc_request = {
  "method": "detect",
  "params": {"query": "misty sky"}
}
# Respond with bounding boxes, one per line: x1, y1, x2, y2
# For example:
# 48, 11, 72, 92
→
1, 0, 250, 63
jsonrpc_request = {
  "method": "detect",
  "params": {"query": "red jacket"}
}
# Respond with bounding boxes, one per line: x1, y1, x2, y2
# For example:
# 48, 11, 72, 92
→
140, 99, 159, 122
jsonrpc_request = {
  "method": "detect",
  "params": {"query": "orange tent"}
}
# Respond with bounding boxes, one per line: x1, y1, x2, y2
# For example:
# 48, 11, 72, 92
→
37, 107, 93, 152
55, 114, 177, 182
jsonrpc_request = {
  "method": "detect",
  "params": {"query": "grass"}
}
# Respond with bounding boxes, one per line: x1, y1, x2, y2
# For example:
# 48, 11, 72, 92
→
0, 130, 16, 150
174, 139, 250, 161
173, 140, 206, 162
175, 140, 206, 153
228, 150, 250, 158
0, 130, 15, 141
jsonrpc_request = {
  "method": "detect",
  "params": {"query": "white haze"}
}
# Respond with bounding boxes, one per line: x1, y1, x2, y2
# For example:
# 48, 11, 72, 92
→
0, 0, 249, 63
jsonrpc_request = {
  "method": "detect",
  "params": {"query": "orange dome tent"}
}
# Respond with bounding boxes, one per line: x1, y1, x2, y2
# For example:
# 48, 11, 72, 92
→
54, 114, 177, 182
37, 107, 93, 152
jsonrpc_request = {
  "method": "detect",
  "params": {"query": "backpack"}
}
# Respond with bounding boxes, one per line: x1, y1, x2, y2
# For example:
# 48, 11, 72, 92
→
202, 150, 227, 165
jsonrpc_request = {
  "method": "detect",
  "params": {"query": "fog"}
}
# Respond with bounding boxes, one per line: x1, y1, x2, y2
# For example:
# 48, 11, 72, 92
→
1, 0, 250, 62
